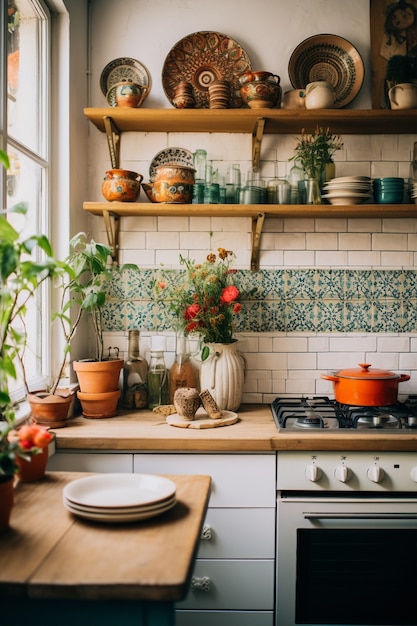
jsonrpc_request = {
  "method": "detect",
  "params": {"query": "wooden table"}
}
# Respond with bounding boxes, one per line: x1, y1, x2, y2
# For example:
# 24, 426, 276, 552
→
0, 472, 211, 625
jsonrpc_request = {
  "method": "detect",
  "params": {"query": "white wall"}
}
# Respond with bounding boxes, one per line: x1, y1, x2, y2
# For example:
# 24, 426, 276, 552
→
83, 0, 417, 402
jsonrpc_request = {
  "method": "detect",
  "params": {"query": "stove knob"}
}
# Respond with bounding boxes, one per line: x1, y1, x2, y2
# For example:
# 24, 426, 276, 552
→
410, 467, 417, 483
335, 465, 351, 483
367, 465, 385, 483
305, 464, 322, 482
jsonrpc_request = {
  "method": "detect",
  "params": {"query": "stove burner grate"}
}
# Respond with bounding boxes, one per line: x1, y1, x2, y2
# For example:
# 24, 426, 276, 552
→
271, 395, 417, 431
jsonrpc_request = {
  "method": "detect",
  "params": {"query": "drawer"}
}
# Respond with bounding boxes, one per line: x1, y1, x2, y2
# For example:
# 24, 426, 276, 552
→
176, 610, 274, 626
47, 451, 133, 473
197, 508, 275, 559
177, 559, 275, 610
134, 453, 276, 507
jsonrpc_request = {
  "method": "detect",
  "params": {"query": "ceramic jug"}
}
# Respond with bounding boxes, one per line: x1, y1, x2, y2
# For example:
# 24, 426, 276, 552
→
304, 81, 335, 109
115, 81, 149, 108
388, 83, 417, 109
239, 71, 282, 109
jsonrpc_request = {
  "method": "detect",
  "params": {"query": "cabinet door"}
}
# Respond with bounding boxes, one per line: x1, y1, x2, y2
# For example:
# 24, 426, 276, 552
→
197, 508, 275, 559
176, 610, 274, 626
133, 453, 276, 507
47, 452, 133, 473
177, 559, 275, 610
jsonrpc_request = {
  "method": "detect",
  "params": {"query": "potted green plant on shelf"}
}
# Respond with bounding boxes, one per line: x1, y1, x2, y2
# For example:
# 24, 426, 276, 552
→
290, 126, 343, 204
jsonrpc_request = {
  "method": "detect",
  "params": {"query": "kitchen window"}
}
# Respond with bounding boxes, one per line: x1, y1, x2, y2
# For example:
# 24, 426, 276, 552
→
2, 0, 51, 403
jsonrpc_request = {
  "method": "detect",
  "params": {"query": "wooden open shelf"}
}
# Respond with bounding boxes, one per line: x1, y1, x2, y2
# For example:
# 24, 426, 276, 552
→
83, 202, 417, 270
84, 108, 416, 135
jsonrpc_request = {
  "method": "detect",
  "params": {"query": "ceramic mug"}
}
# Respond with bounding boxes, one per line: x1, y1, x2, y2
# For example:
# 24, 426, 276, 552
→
304, 81, 335, 109
282, 89, 305, 109
388, 83, 417, 110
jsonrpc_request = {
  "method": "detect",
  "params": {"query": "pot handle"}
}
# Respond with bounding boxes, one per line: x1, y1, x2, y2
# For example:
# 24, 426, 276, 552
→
398, 374, 411, 383
320, 374, 340, 382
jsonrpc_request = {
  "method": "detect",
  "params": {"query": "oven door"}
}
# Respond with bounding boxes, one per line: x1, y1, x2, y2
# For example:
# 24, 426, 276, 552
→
276, 494, 417, 626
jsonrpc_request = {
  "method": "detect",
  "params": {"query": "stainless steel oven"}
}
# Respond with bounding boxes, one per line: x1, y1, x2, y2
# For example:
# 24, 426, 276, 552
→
272, 397, 417, 626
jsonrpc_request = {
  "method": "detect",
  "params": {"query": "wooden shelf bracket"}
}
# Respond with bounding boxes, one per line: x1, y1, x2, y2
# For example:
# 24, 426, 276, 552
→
252, 117, 265, 172
251, 212, 265, 271
103, 116, 120, 169
102, 209, 120, 264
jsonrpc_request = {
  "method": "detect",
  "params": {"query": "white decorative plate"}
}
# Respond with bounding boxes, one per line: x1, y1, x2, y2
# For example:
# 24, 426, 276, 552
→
149, 147, 194, 181
63, 473, 176, 509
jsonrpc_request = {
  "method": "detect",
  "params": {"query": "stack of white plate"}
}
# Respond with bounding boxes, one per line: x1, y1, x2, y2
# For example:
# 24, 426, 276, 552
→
410, 182, 417, 203
322, 176, 373, 205
63, 473, 176, 523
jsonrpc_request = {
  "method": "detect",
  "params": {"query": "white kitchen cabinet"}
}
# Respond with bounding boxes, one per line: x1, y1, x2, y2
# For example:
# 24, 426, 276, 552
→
133, 453, 275, 625
47, 451, 133, 473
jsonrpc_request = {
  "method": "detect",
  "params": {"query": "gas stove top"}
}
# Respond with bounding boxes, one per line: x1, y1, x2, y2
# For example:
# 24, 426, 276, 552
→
271, 395, 417, 432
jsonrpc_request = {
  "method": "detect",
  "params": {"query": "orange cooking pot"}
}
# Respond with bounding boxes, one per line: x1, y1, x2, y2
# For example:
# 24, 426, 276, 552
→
321, 363, 410, 406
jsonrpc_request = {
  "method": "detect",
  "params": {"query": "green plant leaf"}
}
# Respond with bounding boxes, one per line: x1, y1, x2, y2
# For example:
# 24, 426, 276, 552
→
201, 345, 210, 361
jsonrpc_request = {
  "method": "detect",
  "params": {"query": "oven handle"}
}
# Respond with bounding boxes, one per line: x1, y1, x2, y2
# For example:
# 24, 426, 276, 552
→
304, 512, 417, 520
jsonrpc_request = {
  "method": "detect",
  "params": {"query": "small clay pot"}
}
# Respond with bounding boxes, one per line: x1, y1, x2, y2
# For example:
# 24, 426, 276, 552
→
77, 389, 121, 418
174, 387, 201, 420
102, 169, 143, 202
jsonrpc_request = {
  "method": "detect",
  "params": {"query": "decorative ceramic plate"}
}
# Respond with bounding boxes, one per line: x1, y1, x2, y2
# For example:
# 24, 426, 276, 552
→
100, 57, 151, 98
149, 147, 194, 181
63, 473, 176, 508
288, 34, 364, 108
162, 31, 252, 108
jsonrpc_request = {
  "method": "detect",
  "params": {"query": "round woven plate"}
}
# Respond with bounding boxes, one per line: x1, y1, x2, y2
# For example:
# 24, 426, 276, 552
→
288, 34, 364, 108
162, 31, 252, 108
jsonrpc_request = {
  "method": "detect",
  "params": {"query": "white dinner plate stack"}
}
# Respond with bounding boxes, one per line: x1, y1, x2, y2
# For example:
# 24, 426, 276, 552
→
322, 176, 373, 205
410, 182, 417, 203
63, 473, 177, 523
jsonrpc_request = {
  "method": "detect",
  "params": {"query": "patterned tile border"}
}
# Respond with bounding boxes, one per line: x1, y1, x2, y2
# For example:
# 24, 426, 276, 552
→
102, 269, 417, 334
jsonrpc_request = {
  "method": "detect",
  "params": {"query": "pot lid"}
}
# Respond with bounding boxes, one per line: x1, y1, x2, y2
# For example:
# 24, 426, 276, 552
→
333, 363, 399, 380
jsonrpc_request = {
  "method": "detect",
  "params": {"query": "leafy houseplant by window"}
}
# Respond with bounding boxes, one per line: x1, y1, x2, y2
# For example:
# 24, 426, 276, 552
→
54, 233, 138, 417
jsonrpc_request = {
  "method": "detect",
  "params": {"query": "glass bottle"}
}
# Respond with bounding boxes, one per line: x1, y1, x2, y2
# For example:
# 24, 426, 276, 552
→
122, 330, 148, 409
193, 149, 207, 183
289, 161, 306, 204
147, 336, 169, 409
408, 141, 417, 202
169, 331, 197, 403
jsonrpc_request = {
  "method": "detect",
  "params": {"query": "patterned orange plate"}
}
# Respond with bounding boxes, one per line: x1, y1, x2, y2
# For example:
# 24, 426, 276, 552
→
162, 31, 252, 108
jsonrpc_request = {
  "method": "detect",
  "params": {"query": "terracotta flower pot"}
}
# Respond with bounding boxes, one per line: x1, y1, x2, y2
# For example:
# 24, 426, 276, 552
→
73, 359, 124, 394
16, 446, 49, 482
77, 389, 121, 418
0, 477, 14, 533
28, 391, 74, 428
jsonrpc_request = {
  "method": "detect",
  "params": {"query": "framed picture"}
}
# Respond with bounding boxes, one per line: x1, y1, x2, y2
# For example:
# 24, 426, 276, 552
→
370, 0, 417, 108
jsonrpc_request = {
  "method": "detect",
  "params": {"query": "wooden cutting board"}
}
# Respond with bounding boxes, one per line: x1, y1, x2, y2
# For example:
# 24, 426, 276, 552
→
167, 410, 238, 429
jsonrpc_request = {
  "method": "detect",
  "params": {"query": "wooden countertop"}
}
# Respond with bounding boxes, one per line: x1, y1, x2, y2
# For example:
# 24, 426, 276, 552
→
0, 472, 210, 603
54, 405, 417, 452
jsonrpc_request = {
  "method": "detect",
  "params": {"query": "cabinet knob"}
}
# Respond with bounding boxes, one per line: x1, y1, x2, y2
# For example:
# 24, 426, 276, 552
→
200, 523, 212, 541
191, 576, 211, 592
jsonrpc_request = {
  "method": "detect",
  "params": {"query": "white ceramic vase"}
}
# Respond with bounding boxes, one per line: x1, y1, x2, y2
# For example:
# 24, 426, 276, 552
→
199, 342, 245, 412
